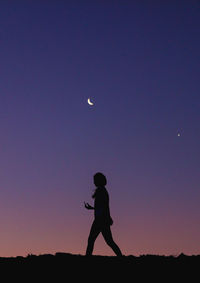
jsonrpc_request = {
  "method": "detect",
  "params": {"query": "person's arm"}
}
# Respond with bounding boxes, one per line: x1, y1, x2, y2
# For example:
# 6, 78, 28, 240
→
84, 202, 94, 210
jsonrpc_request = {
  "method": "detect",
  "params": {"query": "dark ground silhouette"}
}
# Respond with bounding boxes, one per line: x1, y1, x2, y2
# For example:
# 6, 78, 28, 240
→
1, 252, 200, 280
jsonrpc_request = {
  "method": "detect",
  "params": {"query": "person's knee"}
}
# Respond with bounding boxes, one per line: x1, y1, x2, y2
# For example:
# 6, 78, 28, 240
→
105, 238, 114, 246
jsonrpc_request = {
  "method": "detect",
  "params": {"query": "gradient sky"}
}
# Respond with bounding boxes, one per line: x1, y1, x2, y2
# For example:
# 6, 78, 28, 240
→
0, 1, 200, 257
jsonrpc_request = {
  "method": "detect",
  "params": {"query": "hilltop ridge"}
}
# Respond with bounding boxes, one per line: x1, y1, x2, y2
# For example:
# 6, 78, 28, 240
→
1, 252, 199, 280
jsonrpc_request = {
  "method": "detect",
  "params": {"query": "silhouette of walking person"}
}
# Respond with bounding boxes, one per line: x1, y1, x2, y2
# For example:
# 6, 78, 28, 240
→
84, 172, 122, 256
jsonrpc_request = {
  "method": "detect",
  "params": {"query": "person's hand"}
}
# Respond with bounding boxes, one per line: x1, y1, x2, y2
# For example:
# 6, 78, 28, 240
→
84, 202, 94, 210
109, 217, 113, 226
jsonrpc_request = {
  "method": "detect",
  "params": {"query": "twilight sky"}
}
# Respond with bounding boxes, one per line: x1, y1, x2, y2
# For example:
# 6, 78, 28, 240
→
0, 1, 200, 257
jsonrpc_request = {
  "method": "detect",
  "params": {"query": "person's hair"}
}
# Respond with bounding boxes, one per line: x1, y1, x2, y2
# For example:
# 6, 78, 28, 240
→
93, 172, 107, 187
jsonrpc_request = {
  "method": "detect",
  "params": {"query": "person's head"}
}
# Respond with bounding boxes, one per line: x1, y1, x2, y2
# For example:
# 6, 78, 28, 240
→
93, 172, 107, 187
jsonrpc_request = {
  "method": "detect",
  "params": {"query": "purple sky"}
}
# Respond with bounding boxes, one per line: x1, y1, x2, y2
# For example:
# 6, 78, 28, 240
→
0, 1, 200, 256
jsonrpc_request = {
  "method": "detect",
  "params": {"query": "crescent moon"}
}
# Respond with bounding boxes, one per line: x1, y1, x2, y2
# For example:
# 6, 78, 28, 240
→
87, 98, 94, 106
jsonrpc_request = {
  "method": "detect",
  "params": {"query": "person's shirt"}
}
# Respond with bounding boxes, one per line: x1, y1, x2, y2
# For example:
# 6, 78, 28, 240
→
93, 186, 111, 223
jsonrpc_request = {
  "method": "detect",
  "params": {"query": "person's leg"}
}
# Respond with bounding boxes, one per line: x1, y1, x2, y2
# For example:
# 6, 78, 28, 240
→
101, 225, 123, 256
86, 220, 101, 256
